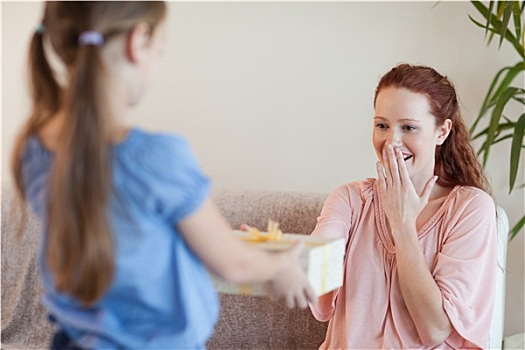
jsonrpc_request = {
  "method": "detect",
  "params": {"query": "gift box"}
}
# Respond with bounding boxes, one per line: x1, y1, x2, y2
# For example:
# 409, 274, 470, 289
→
212, 229, 345, 297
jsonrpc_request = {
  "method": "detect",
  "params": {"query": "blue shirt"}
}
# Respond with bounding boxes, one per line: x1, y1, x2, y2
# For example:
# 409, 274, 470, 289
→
21, 128, 219, 349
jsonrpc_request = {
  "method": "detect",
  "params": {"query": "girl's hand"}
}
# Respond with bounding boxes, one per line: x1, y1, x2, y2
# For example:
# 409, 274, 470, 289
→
240, 223, 316, 308
376, 146, 437, 235
269, 241, 317, 309
179, 201, 315, 309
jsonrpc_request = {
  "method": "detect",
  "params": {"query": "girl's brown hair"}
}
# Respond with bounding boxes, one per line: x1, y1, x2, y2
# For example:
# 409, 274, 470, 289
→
12, 1, 166, 305
374, 63, 490, 193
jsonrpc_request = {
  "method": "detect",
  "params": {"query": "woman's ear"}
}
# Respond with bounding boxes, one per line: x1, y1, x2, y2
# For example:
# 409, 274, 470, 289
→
436, 119, 452, 145
125, 22, 151, 64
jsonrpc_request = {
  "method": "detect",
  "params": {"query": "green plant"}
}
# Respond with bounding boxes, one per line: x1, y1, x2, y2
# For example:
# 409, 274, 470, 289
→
468, 0, 525, 240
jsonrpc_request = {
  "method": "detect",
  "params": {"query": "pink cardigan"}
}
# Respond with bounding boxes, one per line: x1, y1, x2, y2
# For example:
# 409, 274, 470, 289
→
309, 179, 497, 349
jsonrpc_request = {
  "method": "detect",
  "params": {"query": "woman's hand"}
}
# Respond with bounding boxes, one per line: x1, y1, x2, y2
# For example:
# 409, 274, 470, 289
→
376, 146, 437, 235
376, 146, 452, 345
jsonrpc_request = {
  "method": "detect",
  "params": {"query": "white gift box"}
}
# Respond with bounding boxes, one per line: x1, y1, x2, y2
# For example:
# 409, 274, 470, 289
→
212, 230, 345, 297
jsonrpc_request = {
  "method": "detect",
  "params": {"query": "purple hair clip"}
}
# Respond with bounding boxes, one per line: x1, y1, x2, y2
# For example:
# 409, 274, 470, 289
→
78, 31, 104, 47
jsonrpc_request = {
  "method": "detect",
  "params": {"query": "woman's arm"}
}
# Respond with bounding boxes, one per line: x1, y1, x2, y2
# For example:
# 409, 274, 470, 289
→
177, 198, 316, 309
393, 226, 452, 347
308, 185, 353, 321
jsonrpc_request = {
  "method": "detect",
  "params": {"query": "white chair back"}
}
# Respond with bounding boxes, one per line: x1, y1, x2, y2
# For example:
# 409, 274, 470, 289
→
488, 206, 509, 349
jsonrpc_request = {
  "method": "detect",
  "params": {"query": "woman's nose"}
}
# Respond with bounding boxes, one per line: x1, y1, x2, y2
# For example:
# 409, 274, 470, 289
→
385, 130, 402, 147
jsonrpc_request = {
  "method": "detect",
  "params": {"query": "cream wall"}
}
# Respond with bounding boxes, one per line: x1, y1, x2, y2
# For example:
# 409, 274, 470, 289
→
2, 1, 524, 338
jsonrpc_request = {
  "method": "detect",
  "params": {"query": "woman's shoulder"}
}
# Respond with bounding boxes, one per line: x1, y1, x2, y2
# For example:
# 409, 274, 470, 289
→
332, 178, 376, 197
452, 186, 494, 207
327, 178, 376, 205
446, 185, 496, 220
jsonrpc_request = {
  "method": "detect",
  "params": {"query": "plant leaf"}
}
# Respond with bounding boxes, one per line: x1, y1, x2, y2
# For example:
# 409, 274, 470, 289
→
489, 61, 525, 107
469, 4, 498, 44
497, 1, 507, 18
509, 214, 525, 240
509, 112, 525, 192
470, 65, 511, 134
469, 5, 525, 58
513, 1, 522, 42
515, 182, 525, 189
512, 97, 525, 104
472, 121, 515, 140
483, 87, 519, 165
487, 1, 496, 40
499, 1, 514, 48
476, 134, 513, 158
495, 134, 515, 143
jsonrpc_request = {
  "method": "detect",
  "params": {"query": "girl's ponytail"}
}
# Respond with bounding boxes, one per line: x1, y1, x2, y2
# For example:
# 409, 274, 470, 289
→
48, 38, 114, 305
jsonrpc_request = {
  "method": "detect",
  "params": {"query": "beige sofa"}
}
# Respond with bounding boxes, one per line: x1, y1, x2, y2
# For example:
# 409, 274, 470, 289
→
1, 184, 328, 349
1, 183, 510, 349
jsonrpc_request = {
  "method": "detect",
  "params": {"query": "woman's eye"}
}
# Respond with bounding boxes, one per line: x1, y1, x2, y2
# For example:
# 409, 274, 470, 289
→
375, 123, 387, 129
403, 125, 417, 131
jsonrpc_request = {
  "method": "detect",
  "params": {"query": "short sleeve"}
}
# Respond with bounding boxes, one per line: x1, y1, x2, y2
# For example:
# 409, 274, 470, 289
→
311, 184, 354, 240
433, 189, 498, 349
117, 132, 210, 225
309, 184, 353, 321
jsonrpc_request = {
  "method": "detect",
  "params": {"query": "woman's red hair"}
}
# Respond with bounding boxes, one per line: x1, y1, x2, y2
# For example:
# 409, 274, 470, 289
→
374, 64, 490, 193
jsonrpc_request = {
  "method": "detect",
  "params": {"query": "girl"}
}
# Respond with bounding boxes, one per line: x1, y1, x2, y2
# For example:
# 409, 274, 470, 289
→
11, 2, 315, 349
309, 64, 497, 349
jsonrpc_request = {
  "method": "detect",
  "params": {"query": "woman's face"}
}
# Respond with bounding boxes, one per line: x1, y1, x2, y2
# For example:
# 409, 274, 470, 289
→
373, 87, 450, 184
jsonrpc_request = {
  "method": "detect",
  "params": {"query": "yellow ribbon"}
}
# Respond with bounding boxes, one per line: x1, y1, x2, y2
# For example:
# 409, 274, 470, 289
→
238, 284, 254, 295
241, 219, 283, 242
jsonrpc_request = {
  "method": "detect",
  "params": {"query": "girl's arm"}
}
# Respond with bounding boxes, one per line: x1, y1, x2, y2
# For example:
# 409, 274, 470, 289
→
377, 146, 451, 347
177, 198, 316, 309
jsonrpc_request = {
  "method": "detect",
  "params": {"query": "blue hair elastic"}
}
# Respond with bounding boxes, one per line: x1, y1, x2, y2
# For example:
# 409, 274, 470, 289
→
78, 31, 104, 47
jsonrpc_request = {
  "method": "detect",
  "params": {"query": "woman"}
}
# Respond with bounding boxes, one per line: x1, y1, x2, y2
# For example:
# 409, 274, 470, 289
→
309, 63, 497, 349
